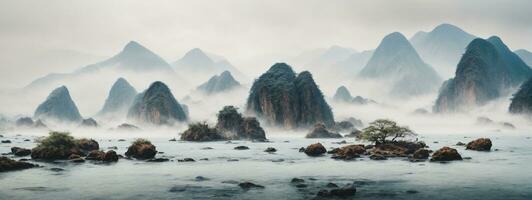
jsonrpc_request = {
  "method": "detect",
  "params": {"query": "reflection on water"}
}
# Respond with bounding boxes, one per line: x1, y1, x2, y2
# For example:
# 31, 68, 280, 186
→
1, 131, 532, 200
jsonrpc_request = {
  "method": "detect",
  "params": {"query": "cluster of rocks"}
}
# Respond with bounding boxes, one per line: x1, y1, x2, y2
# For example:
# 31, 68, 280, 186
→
180, 106, 267, 142
0, 157, 38, 172
301, 138, 492, 162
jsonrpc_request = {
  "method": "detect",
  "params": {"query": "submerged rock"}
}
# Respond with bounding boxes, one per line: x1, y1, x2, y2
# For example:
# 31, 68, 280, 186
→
305, 123, 342, 138
11, 147, 31, 157
180, 122, 224, 142
304, 143, 327, 157
246, 63, 334, 129
430, 147, 462, 161
0, 157, 38, 172
234, 146, 249, 150
466, 138, 492, 151
238, 182, 265, 190
34, 86, 83, 123
125, 139, 157, 160
127, 81, 188, 125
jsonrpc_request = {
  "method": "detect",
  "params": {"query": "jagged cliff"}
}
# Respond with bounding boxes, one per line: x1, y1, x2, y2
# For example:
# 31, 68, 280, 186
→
98, 78, 137, 116
127, 81, 187, 125
246, 63, 334, 129
34, 86, 82, 122
509, 77, 532, 114
434, 37, 532, 112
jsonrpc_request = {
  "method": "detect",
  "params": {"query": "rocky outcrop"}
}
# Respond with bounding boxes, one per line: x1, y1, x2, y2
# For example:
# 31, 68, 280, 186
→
197, 71, 240, 94
246, 63, 334, 129
411, 149, 430, 160
80, 118, 98, 127
360, 32, 442, 96
304, 143, 327, 156
98, 78, 137, 116
34, 86, 82, 122
430, 147, 462, 161
0, 157, 37, 172
31, 132, 83, 160
434, 37, 532, 112
509, 77, 532, 114
466, 138, 492, 151
125, 139, 157, 160
117, 123, 140, 130
180, 122, 224, 142
76, 138, 99, 154
215, 106, 266, 141
331, 144, 366, 160
127, 81, 188, 125
305, 123, 342, 138
86, 150, 118, 162
11, 147, 32, 156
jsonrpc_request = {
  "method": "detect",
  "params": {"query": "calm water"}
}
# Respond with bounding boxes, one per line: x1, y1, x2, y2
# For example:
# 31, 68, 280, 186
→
1, 131, 531, 200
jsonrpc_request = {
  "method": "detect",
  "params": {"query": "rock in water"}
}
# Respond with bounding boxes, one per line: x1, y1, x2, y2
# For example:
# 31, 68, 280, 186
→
215, 106, 266, 141
305, 123, 342, 138
180, 122, 224, 142
197, 71, 240, 94
11, 147, 32, 157
98, 78, 137, 116
509, 77, 532, 114
466, 138, 492, 151
434, 37, 532, 112
430, 147, 462, 162
359, 32, 442, 97
127, 81, 187, 125
16, 117, 34, 127
0, 157, 37, 172
304, 143, 327, 156
246, 63, 334, 129
125, 139, 157, 160
34, 86, 82, 123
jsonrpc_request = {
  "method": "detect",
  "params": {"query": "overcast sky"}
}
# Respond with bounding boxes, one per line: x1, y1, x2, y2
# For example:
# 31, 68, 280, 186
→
0, 0, 531, 89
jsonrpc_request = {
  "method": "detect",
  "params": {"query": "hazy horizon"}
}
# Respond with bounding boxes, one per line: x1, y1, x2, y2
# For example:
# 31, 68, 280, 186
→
1, 0, 531, 90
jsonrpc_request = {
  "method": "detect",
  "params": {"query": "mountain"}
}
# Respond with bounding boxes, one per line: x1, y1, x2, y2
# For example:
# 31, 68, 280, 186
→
172, 48, 243, 80
434, 37, 532, 112
332, 50, 374, 75
197, 71, 240, 94
308, 45, 358, 66
34, 86, 82, 122
127, 81, 187, 125
411, 24, 476, 77
246, 63, 334, 129
509, 77, 532, 114
98, 78, 137, 116
333, 86, 353, 102
26, 41, 174, 89
360, 32, 442, 96
515, 49, 532, 66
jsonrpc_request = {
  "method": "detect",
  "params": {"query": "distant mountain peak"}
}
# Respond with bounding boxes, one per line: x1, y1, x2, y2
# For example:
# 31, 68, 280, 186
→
181, 48, 213, 63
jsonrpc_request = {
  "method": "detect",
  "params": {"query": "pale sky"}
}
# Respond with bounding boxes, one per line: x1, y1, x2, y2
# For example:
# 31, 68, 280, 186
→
0, 0, 531, 89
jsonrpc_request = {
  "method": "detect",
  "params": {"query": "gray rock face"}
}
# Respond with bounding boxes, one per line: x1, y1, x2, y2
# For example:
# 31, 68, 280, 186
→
434, 37, 532, 112
34, 86, 82, 122
197, 71, 240, 94
99, 78, 137, 116
410, 24, 476, 77
127, 81, 187, 125
360, 32, 442, 96
246, 63, 334, 129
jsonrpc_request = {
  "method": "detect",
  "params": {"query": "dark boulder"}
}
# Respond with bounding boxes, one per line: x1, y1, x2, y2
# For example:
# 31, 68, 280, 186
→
76, 138, 99, 154
332, 144, 366, 160
238, 182, 265, 190
305, 123, 342, 138
304, 143, 327, 156
430, 147, 462, 161
234, 146, 249, 150
264, 147, 277, 153
11, 147, 31, 157
466, 138, 492, 151
411, 149, 430, 160
0, 157, 38, 172
85, 150, 105, 160
317, 184, 356, 198
117, 123, 140, 130
125, 139, 157, 160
